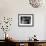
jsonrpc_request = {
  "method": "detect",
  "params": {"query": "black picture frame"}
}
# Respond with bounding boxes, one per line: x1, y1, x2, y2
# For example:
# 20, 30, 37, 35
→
18, 14, 34, 27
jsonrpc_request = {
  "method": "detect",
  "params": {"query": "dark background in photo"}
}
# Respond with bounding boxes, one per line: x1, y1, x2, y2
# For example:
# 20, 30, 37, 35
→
21, 16, 31, 24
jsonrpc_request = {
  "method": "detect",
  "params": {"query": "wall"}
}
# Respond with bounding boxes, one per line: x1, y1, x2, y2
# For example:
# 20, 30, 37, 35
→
0, 0, 46, 40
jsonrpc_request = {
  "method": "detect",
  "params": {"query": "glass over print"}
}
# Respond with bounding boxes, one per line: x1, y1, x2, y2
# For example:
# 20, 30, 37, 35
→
18, 14, 34, 27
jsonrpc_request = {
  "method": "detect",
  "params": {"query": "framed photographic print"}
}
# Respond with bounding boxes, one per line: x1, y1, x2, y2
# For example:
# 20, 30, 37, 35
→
18, 14, 34, 27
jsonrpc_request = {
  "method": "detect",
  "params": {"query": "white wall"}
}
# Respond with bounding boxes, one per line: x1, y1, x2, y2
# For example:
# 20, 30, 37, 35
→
0, 0, 46, 40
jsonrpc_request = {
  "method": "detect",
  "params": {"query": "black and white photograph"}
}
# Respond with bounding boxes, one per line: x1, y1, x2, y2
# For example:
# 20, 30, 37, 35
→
18, 14, 34, 27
